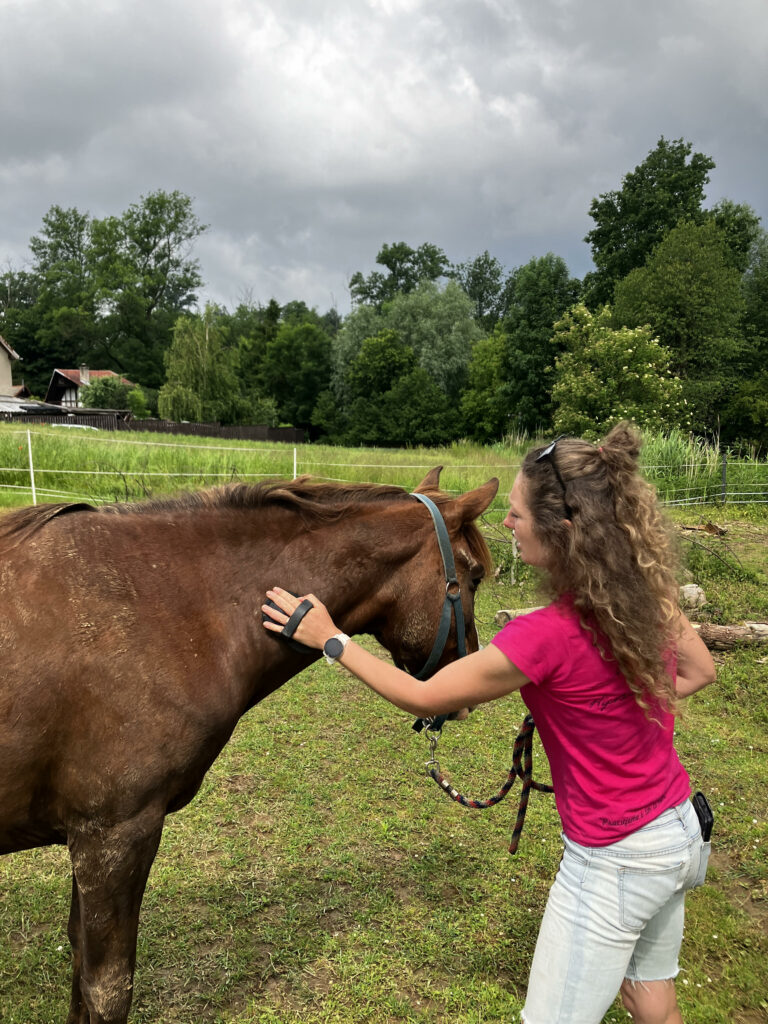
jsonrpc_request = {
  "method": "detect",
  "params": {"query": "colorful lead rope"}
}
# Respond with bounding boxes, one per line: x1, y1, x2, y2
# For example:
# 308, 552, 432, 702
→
426, 714, 554, 855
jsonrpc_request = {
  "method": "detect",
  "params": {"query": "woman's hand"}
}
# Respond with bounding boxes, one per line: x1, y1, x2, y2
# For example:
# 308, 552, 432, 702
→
262, 587, 340, 650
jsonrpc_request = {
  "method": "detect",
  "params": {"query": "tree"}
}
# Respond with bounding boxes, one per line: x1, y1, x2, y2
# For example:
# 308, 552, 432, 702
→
29, 205, 93, 286
80, 376, 132, 409
459, 254, 581, 441
378, 367, 459, 446
451, 250, 507, 331
742, 229, 768, 354
343, 366, 458, 448
330, 303, 382, 399
341, 330, 417, 443
321, 323, 462, 447
79, 375, 151, 417
551, 305, 687, 440
261, 321, 332, 428
727, 229, 768, 445
310, 389, 348, 443
17, 206, 101, 393
499, 254, 582, 431
707, 200, 762, 274
584, 137, 715, 306
227, 298, 281, 400
613, 219, 745, 432
460, 332, 509, 442
92, 190, 207, 389
345, 329, 416, 400
158, 309, 241, 423
384, 281, 480, 401
349, 242, 450, 307
0, 266, 41, 391
1, 192, 206, 396
331, 280, 480, 407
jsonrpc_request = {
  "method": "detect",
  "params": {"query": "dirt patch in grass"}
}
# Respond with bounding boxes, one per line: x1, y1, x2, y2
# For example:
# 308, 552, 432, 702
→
710, 849, 768, 928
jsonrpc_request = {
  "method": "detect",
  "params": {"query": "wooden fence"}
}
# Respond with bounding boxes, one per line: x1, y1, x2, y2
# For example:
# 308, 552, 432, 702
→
0, 410, 304, 443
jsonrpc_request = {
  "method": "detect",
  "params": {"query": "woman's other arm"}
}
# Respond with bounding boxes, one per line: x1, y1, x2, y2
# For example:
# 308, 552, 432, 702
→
675, 612, 717, 697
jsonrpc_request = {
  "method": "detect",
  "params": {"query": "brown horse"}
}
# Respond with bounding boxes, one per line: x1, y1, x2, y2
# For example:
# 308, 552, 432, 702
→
0, 468, 498, 1023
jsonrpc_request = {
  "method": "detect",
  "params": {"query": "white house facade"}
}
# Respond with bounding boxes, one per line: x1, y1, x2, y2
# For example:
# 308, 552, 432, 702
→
0, 335, 20, 395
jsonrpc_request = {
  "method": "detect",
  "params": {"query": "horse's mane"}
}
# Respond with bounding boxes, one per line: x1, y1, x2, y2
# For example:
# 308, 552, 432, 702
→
0, 480, 429, 539
0, 502, 96, 545
0, 479, 491, 571
111, 477, 449, 522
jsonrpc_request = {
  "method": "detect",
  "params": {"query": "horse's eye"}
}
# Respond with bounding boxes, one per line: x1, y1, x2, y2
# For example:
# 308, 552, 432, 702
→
469, 574, 483, 594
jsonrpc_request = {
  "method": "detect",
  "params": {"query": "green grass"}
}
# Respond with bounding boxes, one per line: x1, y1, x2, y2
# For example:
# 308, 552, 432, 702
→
0, 428, 766, 1022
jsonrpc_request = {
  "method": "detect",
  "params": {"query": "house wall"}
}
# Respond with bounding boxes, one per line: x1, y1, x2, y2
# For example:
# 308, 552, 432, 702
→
0, 350, 13, 395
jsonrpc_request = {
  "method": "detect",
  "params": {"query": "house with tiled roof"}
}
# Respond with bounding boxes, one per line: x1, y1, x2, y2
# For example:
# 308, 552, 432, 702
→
0, 334, 21, 396
45, 366, 134, 407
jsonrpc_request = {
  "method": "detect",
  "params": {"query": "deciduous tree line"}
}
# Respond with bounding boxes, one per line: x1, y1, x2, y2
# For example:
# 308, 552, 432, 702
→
2, 138, 766, 446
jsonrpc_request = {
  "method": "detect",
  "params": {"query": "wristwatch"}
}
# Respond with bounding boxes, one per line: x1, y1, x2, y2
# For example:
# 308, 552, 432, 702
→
323, 633, 350, 665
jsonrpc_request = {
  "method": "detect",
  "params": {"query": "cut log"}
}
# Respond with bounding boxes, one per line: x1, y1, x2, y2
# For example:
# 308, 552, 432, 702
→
681, 522, 727, 536
494, 607, 543, 626
692, 622, 768, 650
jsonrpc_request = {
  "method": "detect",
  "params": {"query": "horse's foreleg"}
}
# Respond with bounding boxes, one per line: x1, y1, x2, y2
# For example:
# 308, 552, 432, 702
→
66, 874, 87, 1024
66, 808, 164, 1024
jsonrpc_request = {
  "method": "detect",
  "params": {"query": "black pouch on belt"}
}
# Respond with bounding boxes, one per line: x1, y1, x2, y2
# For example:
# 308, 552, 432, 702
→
692, 791, 714, 841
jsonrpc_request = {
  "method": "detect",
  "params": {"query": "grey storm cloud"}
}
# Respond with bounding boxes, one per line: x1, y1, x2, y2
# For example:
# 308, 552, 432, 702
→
1, 0, 767, 313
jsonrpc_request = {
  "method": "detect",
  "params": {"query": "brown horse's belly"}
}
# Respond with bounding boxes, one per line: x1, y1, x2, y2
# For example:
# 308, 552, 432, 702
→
0, 821, 66, 855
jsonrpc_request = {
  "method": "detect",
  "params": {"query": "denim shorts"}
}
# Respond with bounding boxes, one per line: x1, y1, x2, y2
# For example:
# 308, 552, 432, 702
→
521, 798, 709, 1024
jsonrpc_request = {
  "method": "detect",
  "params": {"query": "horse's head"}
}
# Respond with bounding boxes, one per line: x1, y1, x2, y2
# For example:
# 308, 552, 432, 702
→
372, 468, 499, 679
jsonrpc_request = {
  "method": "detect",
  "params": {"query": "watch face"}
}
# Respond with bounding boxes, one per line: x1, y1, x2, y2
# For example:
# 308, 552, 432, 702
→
324, 636, 344, 660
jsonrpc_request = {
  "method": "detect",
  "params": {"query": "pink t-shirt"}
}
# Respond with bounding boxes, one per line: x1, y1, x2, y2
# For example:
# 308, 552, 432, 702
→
491, 601, 690, 846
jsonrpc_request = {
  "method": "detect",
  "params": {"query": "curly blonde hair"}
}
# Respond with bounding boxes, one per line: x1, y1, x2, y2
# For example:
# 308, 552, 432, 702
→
522, 422, 679, 713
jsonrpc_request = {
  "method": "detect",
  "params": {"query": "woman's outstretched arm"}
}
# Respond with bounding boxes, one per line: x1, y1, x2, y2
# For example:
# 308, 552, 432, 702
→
262, 587, 529, 717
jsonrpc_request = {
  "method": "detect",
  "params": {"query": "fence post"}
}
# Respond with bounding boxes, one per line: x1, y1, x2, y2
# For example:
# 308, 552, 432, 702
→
293, 447, 297, 480
27, 429, 37, 505
721, 450, 727, 504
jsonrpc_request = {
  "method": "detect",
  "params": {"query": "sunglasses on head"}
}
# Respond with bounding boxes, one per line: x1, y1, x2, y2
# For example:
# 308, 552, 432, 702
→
535, 435, 573, 519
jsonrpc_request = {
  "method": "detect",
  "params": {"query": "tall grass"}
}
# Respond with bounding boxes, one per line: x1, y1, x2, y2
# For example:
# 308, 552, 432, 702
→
0, 423, 766, 512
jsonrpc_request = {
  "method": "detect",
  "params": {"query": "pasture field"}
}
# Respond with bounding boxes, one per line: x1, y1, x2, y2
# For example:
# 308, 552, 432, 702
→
0, 421, 766, 511
0, 426, 766, 1023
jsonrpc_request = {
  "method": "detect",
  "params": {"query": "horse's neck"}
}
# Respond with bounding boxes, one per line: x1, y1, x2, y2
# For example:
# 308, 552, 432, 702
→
293, 505, 426, 635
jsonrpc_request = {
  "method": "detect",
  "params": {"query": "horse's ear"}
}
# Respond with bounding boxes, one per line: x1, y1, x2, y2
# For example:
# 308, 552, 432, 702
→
413, 466, 442, 492
447, 478, 499, 525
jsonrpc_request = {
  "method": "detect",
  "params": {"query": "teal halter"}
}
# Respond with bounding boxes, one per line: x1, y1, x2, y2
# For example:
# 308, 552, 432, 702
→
410, 492, 468, 680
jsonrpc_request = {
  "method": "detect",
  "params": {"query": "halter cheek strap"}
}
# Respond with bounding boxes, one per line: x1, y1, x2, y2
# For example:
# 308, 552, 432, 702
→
409, 492, 468, 732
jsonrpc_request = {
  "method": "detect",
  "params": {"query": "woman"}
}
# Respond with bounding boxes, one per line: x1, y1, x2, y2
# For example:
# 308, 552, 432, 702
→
262, 423, 716, 1024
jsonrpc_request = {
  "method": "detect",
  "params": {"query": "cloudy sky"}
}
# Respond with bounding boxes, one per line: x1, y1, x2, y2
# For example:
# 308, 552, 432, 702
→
1, 0, 767, 314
